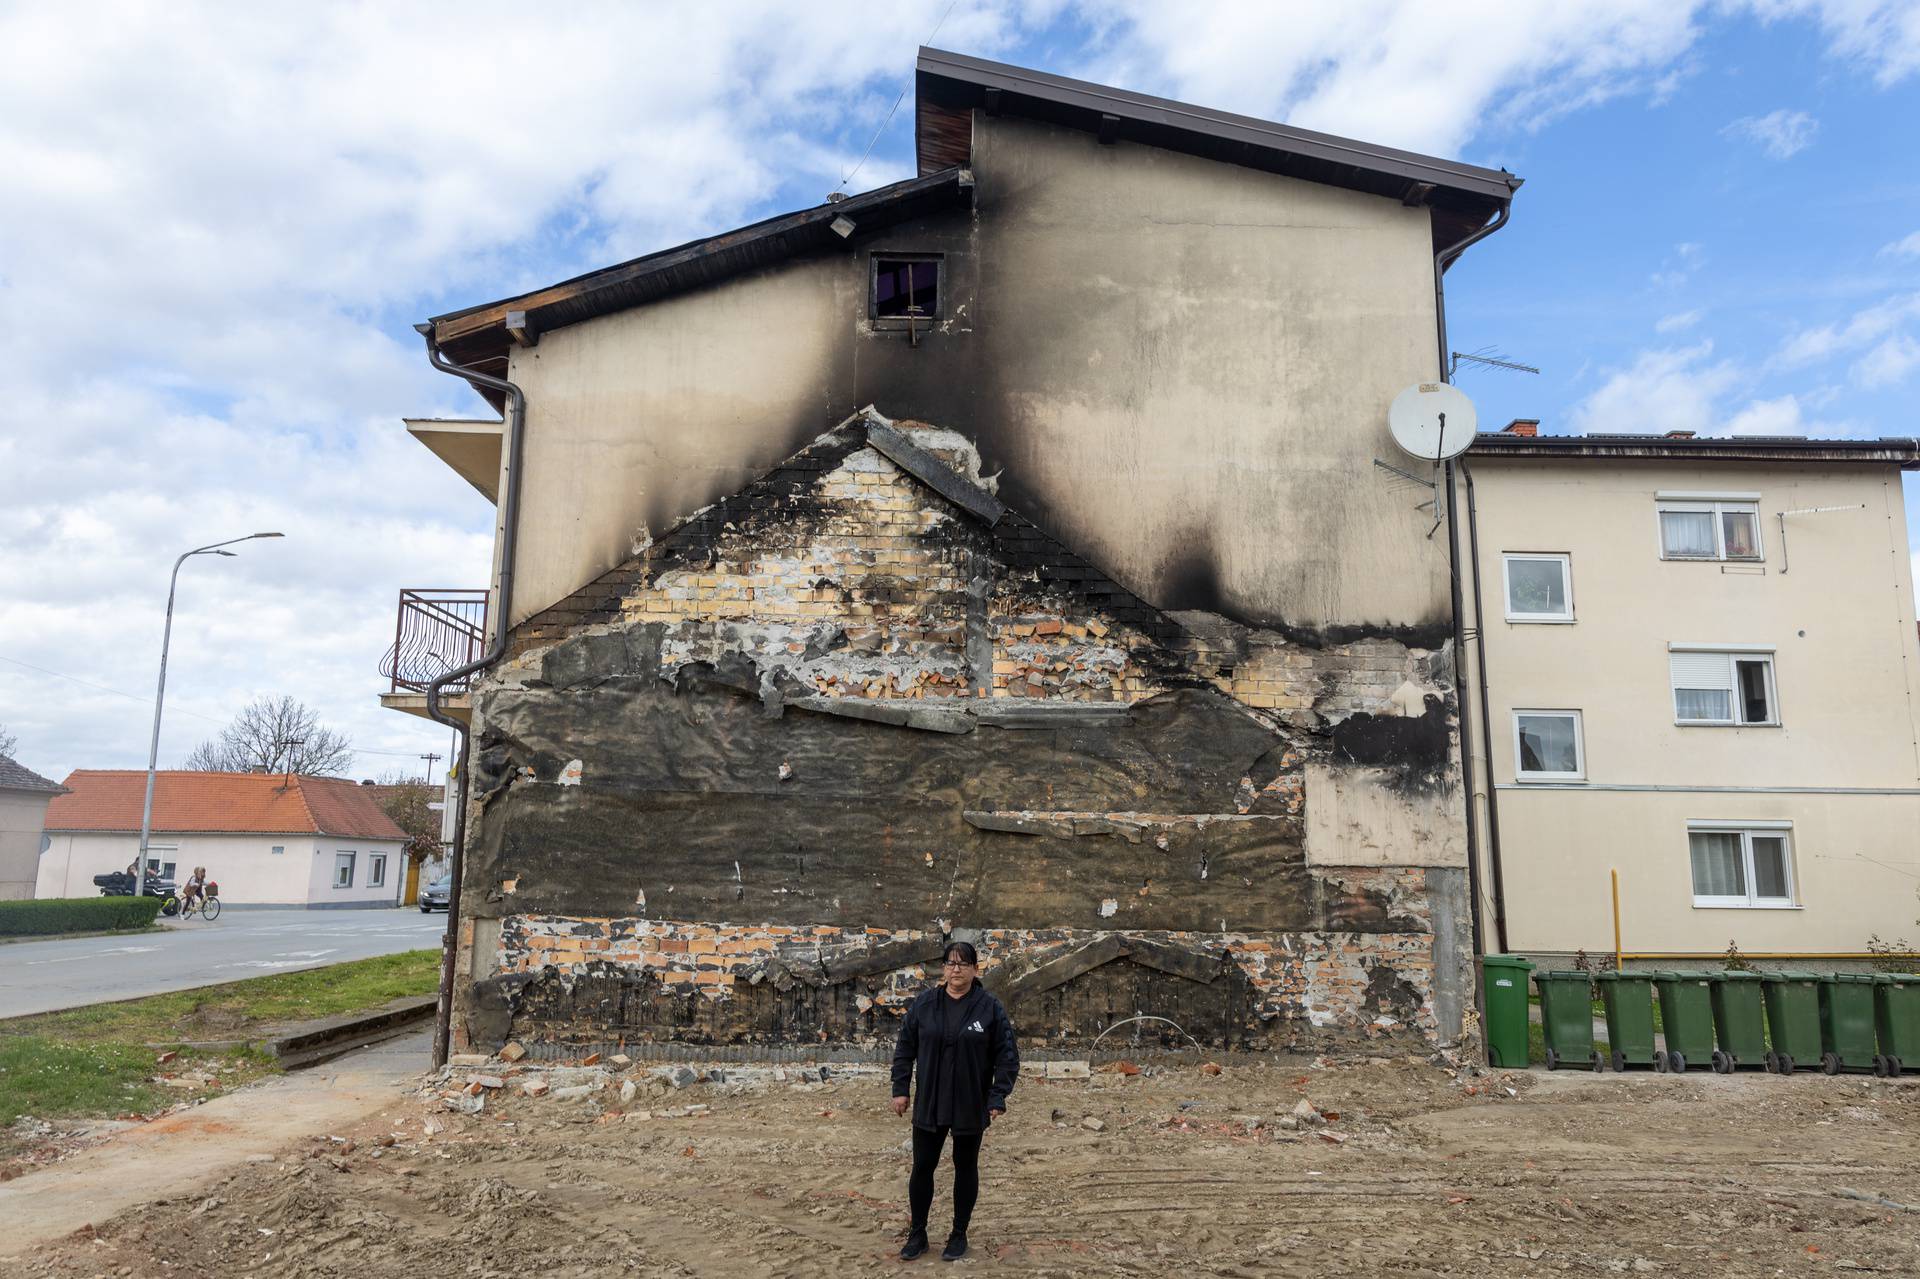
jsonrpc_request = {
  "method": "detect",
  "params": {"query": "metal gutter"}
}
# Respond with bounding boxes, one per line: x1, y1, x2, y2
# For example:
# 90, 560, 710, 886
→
1471, 434, 1920, 469
416, 324, 529, 1069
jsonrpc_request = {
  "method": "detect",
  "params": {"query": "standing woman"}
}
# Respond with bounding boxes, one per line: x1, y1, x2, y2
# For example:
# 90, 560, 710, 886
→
890, 941, 1019, 1261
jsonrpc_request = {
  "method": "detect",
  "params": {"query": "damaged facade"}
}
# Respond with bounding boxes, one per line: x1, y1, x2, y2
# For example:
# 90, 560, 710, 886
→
392, 49, 1523, 1058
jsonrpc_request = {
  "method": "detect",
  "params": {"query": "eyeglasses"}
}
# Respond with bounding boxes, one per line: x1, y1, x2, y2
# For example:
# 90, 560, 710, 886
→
942, 960, 975, 969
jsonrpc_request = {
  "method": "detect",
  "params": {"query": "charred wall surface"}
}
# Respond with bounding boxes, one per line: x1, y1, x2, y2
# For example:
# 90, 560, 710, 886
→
452, 414, 1470, 1057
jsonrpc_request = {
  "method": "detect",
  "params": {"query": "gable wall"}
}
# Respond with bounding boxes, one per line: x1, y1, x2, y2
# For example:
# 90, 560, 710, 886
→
503, 114, 1450, 640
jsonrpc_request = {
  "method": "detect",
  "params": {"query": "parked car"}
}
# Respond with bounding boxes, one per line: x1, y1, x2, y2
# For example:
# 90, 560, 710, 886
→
419, 877, 452, 913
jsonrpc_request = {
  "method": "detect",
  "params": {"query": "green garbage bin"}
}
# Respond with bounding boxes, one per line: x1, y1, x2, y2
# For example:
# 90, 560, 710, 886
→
1481, 955, 1535, 1069
1594, 970, 1661, 1071
1872, 974, 1920, 1077
1650, 971, 1716, 1072
1817, 974, 1880, 1074
1707, 972, 1768, 1072
1534, 970, 1600, 1070
1760, 971, 1822, 1074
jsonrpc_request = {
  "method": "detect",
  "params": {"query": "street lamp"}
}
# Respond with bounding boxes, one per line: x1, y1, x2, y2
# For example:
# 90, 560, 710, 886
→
134, 533, 285, 897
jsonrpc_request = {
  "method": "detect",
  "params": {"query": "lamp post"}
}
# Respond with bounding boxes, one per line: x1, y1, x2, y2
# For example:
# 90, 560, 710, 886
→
134, 533, 284, 897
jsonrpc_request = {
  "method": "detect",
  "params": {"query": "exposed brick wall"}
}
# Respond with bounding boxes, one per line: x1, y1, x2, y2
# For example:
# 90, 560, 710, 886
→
459, 414, 1470, 1056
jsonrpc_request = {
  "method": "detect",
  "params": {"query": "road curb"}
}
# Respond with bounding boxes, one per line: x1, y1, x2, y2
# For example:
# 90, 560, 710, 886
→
265, 995, 440, 1070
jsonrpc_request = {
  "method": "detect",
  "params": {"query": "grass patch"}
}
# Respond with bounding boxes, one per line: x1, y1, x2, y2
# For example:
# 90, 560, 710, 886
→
0, 949, 439, 1148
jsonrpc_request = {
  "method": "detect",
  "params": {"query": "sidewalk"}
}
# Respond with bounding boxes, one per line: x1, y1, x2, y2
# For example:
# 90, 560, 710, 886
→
0, 1029, 430, 1257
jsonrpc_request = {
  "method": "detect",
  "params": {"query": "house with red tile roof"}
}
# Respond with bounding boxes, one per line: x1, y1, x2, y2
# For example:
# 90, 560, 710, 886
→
37, 771, 409, 908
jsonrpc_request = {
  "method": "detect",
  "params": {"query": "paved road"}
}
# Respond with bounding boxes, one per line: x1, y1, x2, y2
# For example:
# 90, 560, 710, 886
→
1, 910, 448, 1019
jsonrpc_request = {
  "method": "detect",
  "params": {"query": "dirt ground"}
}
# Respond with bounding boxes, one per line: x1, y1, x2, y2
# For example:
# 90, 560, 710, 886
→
14, 1051, 1920, 1278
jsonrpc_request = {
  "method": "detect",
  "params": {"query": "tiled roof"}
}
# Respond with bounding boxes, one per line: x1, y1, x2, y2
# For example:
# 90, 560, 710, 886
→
0, 755, 65, 794
45, 771, 408, 840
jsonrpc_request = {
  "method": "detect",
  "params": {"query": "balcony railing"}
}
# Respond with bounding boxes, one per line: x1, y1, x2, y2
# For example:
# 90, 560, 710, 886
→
381, 589, 489, 695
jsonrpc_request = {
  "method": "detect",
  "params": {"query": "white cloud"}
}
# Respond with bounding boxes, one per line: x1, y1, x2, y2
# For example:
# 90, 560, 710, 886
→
1883, 231, 1920, 258
1650, 242, 1705, 290
1656, 309, 1704, 333
1570, 342, 1741, 436
1779, 292, 1920, 366
1853, 333, 1920, 388
1751, 1, 1920, 86
1722, 108, 1818, 158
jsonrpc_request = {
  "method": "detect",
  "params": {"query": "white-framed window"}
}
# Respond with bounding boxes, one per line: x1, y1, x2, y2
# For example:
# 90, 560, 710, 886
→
1669, 647, 1777, 725
369, 853, 387, 888
334, 851, 356, 888
146, 851, 178, 880
1502, 553, 1574, 622
1513, 710, 1585, 780
1688, 823, 1795, 908
1658, 499, 1762, 562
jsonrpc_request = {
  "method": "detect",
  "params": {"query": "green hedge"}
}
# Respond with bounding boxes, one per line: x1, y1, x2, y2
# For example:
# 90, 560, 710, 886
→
0, 896, 164, 937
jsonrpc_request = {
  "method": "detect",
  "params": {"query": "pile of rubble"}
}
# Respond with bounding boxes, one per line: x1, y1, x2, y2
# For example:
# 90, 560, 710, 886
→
420, 1045, 889, 1119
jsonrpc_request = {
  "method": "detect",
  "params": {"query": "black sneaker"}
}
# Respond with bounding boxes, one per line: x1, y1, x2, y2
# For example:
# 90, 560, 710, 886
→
900, 1229, 929, 1260
941, 1233, 968, 1261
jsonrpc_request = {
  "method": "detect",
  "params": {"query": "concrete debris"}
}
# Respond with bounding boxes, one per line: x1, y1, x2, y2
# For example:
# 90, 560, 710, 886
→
1045, 1061, 1092, 1079
1080, 1116, 1106, 1131
498, 1041, 527, 1062
610, 1053, 633, 1066
442, 1093, 484, 1115
466, 1075, 505, 1090
1290, 1099, 1325, 1126
520, 1079, 550, 1098
550, 1085, 596, 1102
448, 1053, 489, 1068
619, 1080, 638, 1104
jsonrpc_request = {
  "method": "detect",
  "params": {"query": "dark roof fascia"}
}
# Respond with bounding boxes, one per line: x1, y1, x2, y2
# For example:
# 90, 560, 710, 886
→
1470, 433, 1920, 470
430, 167, 974, 373
915, 47, 1521, 215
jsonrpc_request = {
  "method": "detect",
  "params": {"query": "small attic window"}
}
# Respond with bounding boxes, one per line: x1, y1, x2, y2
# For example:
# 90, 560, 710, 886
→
872, 255, 941, 322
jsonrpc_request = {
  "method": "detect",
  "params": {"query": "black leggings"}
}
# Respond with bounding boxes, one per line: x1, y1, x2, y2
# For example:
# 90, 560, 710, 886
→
909, 1125, 981, 1234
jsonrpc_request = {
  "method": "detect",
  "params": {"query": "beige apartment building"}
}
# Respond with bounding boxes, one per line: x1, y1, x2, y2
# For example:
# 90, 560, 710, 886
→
1460, 424, 1920, 962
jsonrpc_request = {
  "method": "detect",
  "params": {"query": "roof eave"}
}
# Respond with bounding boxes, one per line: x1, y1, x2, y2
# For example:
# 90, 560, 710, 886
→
914, 47, 1521, 219
1470, 435, 1920, 470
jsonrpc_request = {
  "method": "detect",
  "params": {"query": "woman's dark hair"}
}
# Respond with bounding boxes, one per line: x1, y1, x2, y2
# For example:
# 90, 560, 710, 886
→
942, 941, 979, 966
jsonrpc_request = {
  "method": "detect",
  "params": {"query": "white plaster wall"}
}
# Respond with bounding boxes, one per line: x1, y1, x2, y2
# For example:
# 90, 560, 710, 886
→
0, 790, 54, 901
35, 832, 404, 906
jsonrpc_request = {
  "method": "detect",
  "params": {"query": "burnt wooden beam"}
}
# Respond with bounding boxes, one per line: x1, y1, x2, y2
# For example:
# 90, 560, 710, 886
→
865, 417, 1006, 527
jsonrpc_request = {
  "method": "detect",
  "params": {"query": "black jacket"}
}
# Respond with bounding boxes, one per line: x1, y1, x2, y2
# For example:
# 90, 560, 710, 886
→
890, 984, 1018, 1134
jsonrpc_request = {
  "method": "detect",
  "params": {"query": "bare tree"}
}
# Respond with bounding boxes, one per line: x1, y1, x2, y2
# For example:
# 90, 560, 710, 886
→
183, 695, 354, 776
376, 781, 445, 865
0, 721, 17, 759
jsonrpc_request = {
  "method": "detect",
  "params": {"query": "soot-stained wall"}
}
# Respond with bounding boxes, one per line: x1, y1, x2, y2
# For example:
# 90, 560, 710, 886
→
502, 114, 1450, 638
452, 414, 1471, 1056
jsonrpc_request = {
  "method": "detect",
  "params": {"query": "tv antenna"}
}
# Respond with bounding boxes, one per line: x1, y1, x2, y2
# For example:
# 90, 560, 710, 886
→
1449, 348, 1539, 378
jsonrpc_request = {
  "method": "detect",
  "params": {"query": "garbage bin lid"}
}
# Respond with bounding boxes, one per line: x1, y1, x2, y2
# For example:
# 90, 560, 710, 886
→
1716, 971, 1763, 982
1592, 970, 1649, 983
1873, 973, 1920, 984
1830, 973, 1878, 984
1536, 969, 1592, 980
1481, 954, 1535, 971
1760, 970, 1821, 981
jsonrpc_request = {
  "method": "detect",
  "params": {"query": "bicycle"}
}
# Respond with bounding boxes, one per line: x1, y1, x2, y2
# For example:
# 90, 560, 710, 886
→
167, 888, 222, 921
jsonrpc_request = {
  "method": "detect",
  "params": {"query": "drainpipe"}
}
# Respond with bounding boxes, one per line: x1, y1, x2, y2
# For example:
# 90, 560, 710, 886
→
1463, 459, 1510, 952
1430, 194, 1516, 1043
416, 323, 528, 1068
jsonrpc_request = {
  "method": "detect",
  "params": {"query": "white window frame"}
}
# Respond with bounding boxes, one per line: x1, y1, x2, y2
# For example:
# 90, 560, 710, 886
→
1668, 645, 1779, 726
1501, 553, 1575, 623
145, 846, 178, 881
1656, 499, 1763, 562
1687, 821, 1797, 909
368, 853, 387, 888
1512, 709, 1586, 781
334, 851, 356, 889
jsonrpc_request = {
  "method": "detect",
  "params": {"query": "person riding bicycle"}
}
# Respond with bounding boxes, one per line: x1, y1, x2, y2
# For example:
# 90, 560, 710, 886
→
181, 866, 208, 914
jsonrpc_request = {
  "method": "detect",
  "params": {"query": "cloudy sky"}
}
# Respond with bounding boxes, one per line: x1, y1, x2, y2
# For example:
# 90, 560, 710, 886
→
2, 1, 1918, 783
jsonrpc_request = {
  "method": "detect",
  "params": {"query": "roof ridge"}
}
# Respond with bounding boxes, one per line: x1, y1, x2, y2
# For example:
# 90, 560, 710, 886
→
286, 774, 325, 836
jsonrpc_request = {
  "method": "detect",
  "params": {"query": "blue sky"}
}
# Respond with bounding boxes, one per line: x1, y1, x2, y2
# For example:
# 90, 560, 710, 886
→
1, 2, 1916, 783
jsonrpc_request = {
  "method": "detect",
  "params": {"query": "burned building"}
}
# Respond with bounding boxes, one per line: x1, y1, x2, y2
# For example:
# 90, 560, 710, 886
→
386, 50, 1522, 1058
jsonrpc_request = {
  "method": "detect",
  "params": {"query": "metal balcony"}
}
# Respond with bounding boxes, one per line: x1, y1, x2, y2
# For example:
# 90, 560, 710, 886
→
380, 589, 489, 695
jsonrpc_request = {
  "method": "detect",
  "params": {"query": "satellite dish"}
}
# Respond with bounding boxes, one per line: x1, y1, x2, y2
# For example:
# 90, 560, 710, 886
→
1388, 382, 1477, 463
